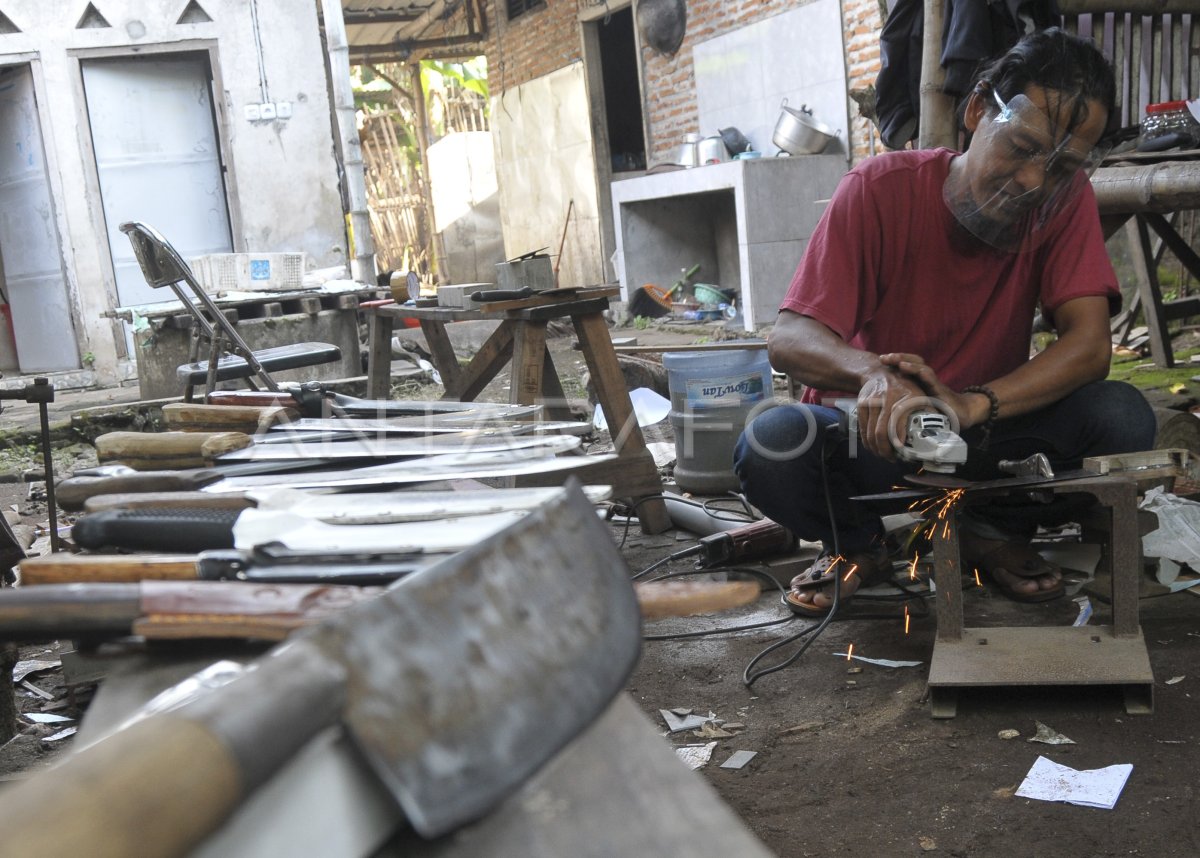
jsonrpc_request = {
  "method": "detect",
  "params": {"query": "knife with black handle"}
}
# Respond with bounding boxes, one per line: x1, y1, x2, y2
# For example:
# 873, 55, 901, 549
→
71, 507, 242, 552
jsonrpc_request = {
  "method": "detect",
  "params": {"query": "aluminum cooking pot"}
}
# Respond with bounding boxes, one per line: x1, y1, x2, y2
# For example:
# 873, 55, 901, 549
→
697, 134, 730, 164
772, 100, 837, 155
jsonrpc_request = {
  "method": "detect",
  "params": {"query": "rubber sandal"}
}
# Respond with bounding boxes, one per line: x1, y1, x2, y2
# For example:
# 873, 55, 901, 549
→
784, 547, 893, 617
960, 532, 1064, 603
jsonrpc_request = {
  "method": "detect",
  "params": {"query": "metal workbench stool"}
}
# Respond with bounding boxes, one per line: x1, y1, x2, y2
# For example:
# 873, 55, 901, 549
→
926, 475, 1154, 718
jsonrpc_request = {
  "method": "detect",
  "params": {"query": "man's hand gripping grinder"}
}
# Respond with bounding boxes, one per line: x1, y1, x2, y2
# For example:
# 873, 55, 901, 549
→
841, 404, 968, 474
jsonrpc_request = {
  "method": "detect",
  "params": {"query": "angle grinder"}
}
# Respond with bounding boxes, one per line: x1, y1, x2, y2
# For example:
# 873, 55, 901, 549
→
837, 402, 967, 474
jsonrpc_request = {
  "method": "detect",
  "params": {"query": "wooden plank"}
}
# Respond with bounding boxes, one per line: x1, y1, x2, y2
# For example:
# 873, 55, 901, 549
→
393, 694, 775, 857
1132, 14, 1143, 116
470, 286, 620, 314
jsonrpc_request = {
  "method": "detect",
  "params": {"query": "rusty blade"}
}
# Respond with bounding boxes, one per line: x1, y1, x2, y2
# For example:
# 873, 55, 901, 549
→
297, 479, 641, 836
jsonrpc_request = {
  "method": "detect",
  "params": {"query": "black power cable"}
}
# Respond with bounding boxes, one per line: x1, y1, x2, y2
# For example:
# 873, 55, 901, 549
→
632, 422, 935, 682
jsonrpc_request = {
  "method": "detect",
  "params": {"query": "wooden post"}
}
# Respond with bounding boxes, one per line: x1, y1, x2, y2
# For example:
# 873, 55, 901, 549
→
918, 0, 957, 150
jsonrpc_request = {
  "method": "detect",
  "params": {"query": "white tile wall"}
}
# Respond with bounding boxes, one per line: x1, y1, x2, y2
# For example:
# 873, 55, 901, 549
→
693, 0, 849, 159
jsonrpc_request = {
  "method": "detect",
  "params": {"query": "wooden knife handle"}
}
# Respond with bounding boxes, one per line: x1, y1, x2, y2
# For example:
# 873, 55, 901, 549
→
19, 553, 200, 585
0, 639, 346, 858
634, 580, 761, 620
56, 470, 224, 511
0, 715, 244, 858
162, 403, 298, 434
95, 431, 252, 470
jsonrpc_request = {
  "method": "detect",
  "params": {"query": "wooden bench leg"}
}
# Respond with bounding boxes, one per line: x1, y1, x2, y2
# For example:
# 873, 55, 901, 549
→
1128, 216, 1175, 369
511, 321, 548, 406
366, 311, 395, 399
453, 320, 517, 402
418, 319, 463, 397
572, 311, 671, 534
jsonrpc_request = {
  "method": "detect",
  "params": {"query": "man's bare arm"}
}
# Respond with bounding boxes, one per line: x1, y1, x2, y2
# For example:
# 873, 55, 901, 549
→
768, 310, 926, 458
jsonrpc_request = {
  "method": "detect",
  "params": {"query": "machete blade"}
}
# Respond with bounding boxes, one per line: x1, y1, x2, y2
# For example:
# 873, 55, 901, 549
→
299, 479, 641, 836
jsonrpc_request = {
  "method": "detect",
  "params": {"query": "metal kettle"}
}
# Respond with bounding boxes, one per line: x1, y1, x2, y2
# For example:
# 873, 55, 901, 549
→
696, 134, 730, 164
675, 132, 700, 168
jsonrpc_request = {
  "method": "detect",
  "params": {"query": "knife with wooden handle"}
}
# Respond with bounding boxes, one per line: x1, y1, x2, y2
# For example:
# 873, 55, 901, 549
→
94, 431, 253, 470
0, 580, 383, 641
19, 551, 760, 615
161, 403, 298, 434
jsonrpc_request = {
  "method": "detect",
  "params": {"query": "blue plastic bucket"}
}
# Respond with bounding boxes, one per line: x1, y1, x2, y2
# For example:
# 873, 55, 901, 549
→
663, 348, 772, 493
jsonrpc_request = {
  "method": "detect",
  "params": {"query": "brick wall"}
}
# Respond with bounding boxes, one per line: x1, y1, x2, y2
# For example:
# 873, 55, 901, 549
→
483, 0, 582, 93
842, 0, 885, 162
486, 0, 887, 164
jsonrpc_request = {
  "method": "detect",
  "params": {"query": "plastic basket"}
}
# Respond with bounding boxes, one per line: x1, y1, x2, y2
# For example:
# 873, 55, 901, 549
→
189, 252, 306, 293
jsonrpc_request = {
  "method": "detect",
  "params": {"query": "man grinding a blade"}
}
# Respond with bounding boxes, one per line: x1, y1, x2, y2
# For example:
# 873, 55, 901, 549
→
734, 29, 1155, 616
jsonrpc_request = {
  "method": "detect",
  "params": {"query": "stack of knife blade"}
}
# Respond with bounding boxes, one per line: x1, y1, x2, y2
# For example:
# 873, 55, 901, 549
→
13, 392, 615, 644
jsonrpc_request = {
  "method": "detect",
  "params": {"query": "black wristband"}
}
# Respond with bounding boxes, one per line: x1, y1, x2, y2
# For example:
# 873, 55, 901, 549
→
962, 384, 1000, 450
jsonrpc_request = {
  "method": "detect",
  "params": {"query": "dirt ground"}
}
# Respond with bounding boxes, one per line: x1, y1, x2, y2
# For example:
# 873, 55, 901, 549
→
0, 321, 1199, 856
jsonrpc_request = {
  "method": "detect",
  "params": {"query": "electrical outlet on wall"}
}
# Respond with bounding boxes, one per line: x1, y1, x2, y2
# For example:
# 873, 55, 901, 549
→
243, 104, 261, 121
259, 102, 277, 120
276, 101, 292, 119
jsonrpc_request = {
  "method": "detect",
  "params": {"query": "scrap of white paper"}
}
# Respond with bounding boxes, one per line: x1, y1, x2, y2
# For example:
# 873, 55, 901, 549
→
1153, 557, 1200, 592
22, 712, 73, 724
593, 387, 670, 432
833, 653, 923, 668
1039, 543, 1102, 577
675, 742, 717, 770
42, 727, 77, 742
1015, 755, 1132, 809
660, 709, 716, 732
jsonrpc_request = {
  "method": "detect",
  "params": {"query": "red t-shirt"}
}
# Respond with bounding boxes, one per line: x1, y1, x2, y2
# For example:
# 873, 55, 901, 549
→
780, 148, 1119, 404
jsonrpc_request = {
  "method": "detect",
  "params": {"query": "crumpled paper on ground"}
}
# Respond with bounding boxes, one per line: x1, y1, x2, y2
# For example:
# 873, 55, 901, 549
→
1138, 488, 1200, 591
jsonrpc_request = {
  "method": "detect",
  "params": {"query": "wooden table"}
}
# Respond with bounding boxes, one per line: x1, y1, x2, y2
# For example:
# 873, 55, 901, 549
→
363, 290, 671, 533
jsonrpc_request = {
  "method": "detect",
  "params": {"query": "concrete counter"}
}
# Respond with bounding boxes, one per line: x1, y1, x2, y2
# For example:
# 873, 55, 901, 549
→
611, 155, 846, 330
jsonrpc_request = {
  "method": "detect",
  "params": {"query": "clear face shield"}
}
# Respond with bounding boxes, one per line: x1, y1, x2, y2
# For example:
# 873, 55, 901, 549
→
943, 89, 1111, 252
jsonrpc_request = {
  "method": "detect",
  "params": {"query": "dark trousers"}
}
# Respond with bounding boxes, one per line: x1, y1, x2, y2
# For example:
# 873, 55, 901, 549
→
732, 381, 1157, 554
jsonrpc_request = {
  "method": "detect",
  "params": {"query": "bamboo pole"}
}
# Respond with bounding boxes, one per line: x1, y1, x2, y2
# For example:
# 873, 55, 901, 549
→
410, 64, 448, 285
319, 0, 376, 284
918, 0, 956, 149
1092, 162, 1200, 213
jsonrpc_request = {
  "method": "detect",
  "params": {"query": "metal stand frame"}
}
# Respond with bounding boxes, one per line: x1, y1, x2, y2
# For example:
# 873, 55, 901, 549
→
927, 475, 1154, 718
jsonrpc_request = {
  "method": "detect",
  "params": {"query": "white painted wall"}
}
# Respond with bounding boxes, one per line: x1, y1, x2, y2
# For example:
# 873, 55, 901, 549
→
428, 131, 504, 285
0, 0, 346, 382
491, 63, 604, 291
693, 0, 850, 159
